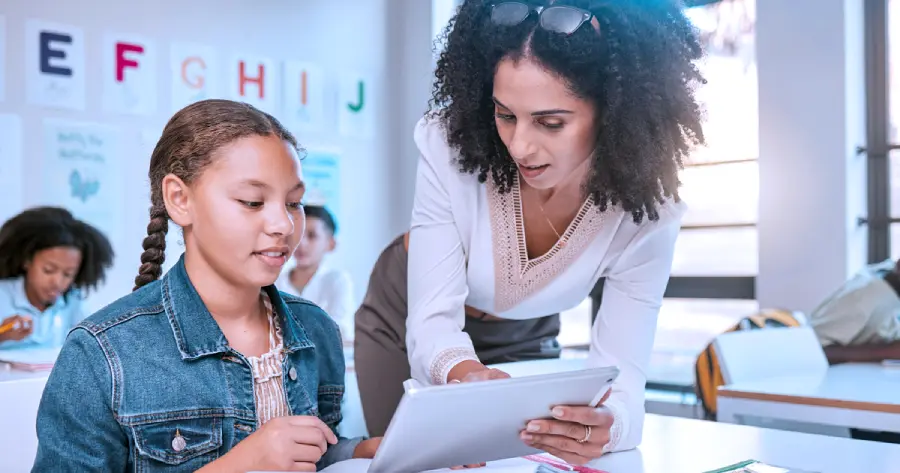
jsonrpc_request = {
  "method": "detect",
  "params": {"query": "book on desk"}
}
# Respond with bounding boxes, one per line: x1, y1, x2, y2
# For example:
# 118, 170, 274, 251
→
0, 346, 61, 371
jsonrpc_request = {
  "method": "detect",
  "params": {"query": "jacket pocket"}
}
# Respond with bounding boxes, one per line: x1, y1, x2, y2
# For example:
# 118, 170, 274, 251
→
317, 384, 344, 427
132, 416, 223, 470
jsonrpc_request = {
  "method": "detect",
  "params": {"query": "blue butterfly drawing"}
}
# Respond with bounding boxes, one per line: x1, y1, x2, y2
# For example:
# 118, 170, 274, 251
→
69, 170, 100, 203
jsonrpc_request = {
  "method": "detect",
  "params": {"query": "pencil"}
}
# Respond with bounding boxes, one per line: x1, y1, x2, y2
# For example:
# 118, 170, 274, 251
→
0, 318, 28, 335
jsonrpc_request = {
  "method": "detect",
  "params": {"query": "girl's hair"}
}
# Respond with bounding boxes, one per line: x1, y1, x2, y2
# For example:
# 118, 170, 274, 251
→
431, 0, 706, 223
0, 206, 114, 296
134, 99, 300, 291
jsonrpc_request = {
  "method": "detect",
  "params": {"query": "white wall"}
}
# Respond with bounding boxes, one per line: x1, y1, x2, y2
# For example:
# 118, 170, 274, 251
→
0, 0, 435, 312
756, 0, 869, 313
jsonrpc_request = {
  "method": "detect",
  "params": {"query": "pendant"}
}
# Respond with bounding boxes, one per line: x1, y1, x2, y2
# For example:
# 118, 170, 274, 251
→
172, 429, 186, 452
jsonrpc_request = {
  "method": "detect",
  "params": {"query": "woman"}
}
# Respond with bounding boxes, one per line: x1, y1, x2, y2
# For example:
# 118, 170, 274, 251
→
355, 0, 704, 465
0, 206, 113, 348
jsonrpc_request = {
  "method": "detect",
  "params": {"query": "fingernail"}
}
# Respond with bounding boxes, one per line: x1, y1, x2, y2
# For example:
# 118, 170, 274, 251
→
521, 433, 533, 441
552, 407, 565, 417
527, 422, 540, 432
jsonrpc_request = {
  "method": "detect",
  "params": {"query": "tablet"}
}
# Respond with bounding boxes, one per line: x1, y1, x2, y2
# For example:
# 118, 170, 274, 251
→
368, 365, 620, 473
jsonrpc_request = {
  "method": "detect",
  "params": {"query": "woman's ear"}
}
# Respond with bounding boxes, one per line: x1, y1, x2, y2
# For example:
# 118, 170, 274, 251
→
162, 174, 193, 228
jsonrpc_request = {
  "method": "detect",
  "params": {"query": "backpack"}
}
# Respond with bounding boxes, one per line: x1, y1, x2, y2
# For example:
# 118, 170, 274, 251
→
694, 308, 802, 420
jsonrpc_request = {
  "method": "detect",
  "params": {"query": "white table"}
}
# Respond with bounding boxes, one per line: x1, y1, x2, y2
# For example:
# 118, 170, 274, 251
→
0, 367, 51, 473
317, 414, 900, 473
717, 363, 900, 433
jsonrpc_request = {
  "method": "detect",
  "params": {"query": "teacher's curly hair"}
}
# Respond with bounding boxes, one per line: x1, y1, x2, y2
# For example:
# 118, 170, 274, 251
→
430, 0, 706, 223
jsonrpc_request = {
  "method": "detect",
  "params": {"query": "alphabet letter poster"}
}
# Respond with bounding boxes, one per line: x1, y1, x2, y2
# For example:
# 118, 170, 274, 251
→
0, 114, 22, 223
171, 42, 219, 112
0, 16, 6, 102
338, 72, 374, 139
26, 20, 86, 110
103, 33, 158, 115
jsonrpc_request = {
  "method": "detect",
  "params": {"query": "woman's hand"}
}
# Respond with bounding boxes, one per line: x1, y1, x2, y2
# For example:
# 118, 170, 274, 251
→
520, 389, 613, 466
458, 367, 511, 383
200, 416, 337, 472
0, 315, 33, 342
443, 365, 513, 469
447, 360, 511, 384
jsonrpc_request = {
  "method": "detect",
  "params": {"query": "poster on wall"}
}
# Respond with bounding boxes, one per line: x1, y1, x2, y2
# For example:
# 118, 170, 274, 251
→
0, 16, 7, 102
103, 33, 158, 115
228, 54, 278, 116
283, 62, 326, 133
26, 20, 86, 110
338, 72, 375, 139
42, 119, 122, 242
0, 114, 23, 223
171, 42, 219, 113
301, 149, 341, 220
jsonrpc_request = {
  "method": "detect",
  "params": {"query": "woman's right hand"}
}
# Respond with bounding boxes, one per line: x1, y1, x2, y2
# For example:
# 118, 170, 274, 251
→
458, 367, 511, 383
0, 315, 33, 342
446, 364, 512, 469
200, 415, 337, 472
447, 360, 512, 384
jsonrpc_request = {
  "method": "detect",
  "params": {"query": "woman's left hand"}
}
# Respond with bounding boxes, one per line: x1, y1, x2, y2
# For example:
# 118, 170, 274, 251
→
520, 390, 613, 466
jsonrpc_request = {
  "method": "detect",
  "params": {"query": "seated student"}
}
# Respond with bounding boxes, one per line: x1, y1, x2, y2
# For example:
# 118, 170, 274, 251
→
32, 99, 380, 472
808, 258, 900, 364
276, 205, 355, 340
0, 206, 113, 349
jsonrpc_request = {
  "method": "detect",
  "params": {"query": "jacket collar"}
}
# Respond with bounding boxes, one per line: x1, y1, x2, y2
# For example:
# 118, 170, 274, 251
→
162, 256, 313, 360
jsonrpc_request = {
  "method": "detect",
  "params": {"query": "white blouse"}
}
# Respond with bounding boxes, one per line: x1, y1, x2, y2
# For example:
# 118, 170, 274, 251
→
406, 116, 686, 453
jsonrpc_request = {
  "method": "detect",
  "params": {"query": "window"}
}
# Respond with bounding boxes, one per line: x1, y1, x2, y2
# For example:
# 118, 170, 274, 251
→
650, 0, 759, 386
867, 0, 900, 261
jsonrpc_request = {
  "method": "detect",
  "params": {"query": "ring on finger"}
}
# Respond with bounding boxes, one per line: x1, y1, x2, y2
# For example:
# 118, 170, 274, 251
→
577, 425, 592, 444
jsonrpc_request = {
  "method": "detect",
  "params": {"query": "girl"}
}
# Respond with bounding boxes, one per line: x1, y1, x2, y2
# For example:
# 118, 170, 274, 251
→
0, 206, 113, 349
355, 0, 704, 465
33, 99, 379, 472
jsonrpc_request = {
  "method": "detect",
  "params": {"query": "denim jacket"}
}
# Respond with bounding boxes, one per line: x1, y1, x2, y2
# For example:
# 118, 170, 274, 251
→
32, 256, 362, 472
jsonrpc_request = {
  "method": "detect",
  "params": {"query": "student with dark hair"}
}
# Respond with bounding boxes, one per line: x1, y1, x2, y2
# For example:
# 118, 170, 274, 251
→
276, 204, 355, 341
0, 206, 113, 348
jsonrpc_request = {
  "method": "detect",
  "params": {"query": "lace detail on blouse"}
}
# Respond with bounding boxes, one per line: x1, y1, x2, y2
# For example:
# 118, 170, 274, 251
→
487, 176, 605, 313
246, 291, 291, 426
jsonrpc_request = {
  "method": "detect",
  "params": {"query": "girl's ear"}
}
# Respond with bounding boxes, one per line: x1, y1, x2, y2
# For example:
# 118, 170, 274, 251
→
162, 174, 193, 228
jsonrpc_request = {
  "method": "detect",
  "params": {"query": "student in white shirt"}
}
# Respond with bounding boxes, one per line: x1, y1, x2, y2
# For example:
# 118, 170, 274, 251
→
0, 206, 113, 349
808, 258, 900, 364
276, 205, 355, 341
354, 0, 702, 465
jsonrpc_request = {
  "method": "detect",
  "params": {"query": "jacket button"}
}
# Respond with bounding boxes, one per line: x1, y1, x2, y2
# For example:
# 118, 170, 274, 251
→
172, 429, 186, 452
289, 367, 298, 381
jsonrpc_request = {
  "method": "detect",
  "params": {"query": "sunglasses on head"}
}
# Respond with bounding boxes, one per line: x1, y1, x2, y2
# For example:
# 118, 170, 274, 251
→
489, 2, 594, 35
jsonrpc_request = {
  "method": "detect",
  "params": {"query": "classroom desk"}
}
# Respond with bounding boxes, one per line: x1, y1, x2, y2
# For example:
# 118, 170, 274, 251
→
314, 414, 900, 473
717, 363, 900, 433
0, 367, 51, 473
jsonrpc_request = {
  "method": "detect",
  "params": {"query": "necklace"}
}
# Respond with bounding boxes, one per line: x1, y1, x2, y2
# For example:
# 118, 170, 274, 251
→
538, 201, 567, 248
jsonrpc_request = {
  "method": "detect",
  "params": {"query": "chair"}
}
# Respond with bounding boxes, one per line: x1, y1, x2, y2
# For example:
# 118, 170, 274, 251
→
712, 326, 827, 385
712, 326, 849, 437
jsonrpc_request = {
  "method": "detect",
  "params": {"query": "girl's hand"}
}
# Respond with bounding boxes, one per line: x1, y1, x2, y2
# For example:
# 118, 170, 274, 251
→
520, 389, 614, 466
0, 315, 33, 342
201, 415, 337, 472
